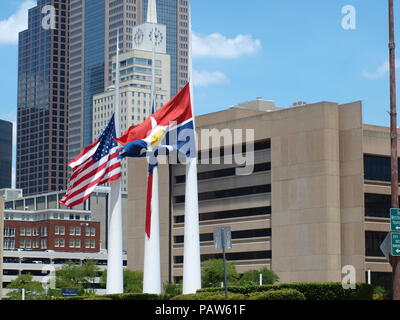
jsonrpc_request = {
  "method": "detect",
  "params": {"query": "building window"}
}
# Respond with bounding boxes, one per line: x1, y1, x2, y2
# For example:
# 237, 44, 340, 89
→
69, 239, 75, 248
41, 226, 48, 236
90, 240, 95, 248
33, 227, 39, 236
85, 239, 90, 248
365, 231, 387, 257
76, 227, 81, 236
20, 239, 25, 248
41, 239, 47, 249
85, 227, 90, 236
174, 229, 272, 244
75, 239, 81, 248
4, 239, 15, 250
55, 226, 59, 235
70, 226, 75, 236
54, 238, 59, 248
364, 155, 395, 182
25, 240, 31, 249
175, 185, 271, 204
176, 206, 272, 223
59, 226, 65, 235
91, 227, 96, 236
20, 227, 25, 236
59, 238, 65, 248
33, 240, 39, 249
174, 251, 272, 264
26, 228, 32, 236
4, 227, 16, 237
365, 194, 394, 218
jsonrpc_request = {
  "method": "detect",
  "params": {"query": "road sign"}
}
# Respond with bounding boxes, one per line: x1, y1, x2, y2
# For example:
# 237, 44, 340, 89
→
62, 288, 79, 297
213, 227, 232, 250
392, 233, 400, 257
391, 208, 400, 231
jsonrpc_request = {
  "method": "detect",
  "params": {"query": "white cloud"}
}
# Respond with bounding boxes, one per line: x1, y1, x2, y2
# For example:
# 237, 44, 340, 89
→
193, 32, 262, 59
0, 0, 35, 45
193, 69, 228, 87
362, 60, 400, 79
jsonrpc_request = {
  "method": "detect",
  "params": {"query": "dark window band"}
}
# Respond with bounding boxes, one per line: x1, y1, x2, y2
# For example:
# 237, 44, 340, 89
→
174, 250, 271, 264
175, 185, 271, 204
175, 163, 271, 184
174, 206, 271, 223
174, 229, 271, 244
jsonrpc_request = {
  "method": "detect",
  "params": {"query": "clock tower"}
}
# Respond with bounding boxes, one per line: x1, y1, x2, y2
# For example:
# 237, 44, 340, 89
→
132, 0, 167, 54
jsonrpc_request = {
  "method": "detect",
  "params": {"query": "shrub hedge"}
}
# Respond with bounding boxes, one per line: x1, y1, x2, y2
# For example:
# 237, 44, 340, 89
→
198, 283, 373, 300
51, 293, 163, 301
49, 283, 373, 301
171, 292, 247, 301
247, 289, 305, 301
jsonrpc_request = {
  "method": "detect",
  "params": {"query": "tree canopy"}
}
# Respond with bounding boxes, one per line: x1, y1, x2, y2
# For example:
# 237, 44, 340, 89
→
6, 274, 45, 300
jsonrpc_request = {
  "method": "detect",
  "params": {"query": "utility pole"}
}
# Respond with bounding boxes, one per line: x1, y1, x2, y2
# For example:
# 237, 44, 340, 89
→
389, 0, 400, 300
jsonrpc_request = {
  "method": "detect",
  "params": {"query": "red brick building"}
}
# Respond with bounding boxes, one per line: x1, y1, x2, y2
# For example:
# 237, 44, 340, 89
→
3, 209, 100, 253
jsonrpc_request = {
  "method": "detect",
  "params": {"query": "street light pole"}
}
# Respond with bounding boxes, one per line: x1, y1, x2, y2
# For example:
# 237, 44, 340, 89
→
389, 0, 400, 301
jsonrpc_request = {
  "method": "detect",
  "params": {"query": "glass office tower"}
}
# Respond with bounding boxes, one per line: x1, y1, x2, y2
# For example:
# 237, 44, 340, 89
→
82, 0, 105, 147
16, 0, 69, 195
0, 120, 13, 189
68, 0, 189, 161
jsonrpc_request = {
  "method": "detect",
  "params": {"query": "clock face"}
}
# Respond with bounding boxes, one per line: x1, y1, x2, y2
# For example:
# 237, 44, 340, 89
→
149, 27, 164, 46
134, 29, 144, 46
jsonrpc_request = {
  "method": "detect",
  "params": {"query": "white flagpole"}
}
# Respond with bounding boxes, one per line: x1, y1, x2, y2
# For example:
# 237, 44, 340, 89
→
182, 2, 202, 294
143, 165, 161, 293
106, 31, 124, 294
143, 0, 162, 294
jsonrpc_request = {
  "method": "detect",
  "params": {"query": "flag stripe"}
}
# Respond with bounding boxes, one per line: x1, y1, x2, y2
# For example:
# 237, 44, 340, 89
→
61, 163, 121, 207
68, 140, 100, 169
60, 115, 121, 208
67, 152, 120, 193
62, 159, 121, 204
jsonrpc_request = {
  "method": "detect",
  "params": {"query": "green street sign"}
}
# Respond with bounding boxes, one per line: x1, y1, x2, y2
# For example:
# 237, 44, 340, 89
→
392, 233, 400, 256
391, 209, 400, 231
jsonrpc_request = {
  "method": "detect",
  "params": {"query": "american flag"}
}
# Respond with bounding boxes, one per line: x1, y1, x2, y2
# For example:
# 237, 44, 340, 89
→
60, 115, 122, 207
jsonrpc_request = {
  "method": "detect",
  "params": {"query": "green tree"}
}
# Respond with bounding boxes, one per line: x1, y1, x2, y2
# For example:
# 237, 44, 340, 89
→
163, 282, 182, 296
100, 269, 143, 293
201, 259, 239, 288
56, 260, 100, 295
238, 268, 279, 286
6, 274, 45, 300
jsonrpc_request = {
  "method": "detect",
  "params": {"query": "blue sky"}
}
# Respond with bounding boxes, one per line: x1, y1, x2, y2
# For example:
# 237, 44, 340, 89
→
0, 0, 397, 127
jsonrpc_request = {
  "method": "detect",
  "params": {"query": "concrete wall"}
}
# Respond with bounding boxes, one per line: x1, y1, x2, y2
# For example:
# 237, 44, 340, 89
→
270, 102, 342, 282
338, 102, 365, 282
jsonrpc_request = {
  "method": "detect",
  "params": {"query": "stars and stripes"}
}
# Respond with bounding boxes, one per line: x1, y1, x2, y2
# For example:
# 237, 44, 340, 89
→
60, 115, 122, 208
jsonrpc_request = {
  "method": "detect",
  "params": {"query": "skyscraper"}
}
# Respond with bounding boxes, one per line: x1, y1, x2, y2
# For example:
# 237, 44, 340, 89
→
16, 0, 69, 196
68, 0, 189, 161
142, 0, 189, 98
0, 120, 13, 189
